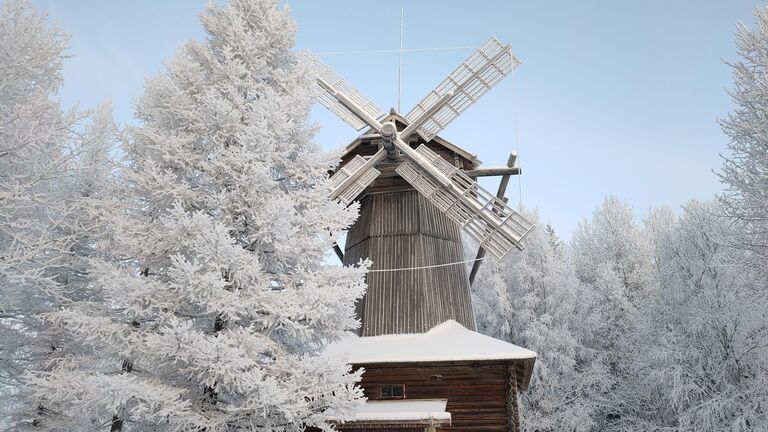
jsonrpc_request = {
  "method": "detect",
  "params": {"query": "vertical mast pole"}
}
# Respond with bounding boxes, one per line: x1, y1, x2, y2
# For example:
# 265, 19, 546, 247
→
397, 8, 404, 112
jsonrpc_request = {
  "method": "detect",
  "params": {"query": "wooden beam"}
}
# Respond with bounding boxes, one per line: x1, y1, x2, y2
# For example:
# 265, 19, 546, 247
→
469, 152, 517, 286
495, 152, 517, 198
400, 91, 455, 140
464, 166, 521, 178
333, 243, 344, 263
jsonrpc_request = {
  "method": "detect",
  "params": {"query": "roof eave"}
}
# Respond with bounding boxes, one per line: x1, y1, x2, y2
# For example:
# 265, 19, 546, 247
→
340, 113, 481, 168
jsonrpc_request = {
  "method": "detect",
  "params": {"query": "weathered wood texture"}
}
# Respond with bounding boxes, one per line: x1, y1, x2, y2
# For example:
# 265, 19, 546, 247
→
506, 364, 521, 432
465, 166, 521, 177
344, 190, 476, 336
353, 361, 526, 432
337, 427, 426, 431
468, 152, 518, 286
340, 113, 480, 173
340, 120, 481, 337
328, 118, 533, 432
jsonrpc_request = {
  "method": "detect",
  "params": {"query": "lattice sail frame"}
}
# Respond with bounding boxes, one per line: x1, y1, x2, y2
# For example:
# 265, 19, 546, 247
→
396, 145, 534, 259
328, 155, 381, 206
404, 37, 521, 142
297, 50, 385, 131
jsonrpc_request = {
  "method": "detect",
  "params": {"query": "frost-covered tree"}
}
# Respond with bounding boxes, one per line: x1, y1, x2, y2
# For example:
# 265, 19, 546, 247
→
599, 206, 679, 431
51, 101, 120, 297
622, 201, 768, 431
572, 196, 653, 304
27, 1, 368, 430
0, 0, 96, 423
570, 197, 652, 355
473, 212, 609, 432
720, 5, 768, 263
0, 0, 77, 304
569, 197, 655, 429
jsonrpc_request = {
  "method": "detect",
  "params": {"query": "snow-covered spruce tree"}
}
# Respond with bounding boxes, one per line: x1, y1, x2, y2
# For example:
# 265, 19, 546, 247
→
27, 1, 368, 430
472, 211, 610, 432
13, 101, 122, 431
624, 201, 768, 431
720, 5, 768, 264
51, 101, 120, 299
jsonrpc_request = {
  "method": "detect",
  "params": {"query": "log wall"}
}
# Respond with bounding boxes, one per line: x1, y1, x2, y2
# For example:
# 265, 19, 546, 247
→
352, 361, 525, 432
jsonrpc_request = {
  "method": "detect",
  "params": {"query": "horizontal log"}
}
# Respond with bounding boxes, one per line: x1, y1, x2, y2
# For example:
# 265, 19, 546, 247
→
464, 166, 522, 177
358, 362, 515, 431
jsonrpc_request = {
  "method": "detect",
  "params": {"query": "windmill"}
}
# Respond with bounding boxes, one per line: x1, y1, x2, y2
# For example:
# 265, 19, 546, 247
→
304, 37, 538, 432
300, 37, 534, 335
300, 37, 533, 260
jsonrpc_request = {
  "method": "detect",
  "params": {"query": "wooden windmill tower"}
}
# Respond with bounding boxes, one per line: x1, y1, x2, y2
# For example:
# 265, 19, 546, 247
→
301, 38, 537, 432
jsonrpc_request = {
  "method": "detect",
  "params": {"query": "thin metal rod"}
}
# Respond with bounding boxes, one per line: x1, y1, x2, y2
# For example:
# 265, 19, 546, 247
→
368, 256, 484, 273
314, 46, 470, 56
512, 69, 522, 211
398, 8, 404, 113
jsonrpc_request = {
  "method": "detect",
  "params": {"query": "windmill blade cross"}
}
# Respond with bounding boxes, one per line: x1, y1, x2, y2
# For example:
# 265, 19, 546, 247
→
301, 42, 534, 256
297, 50, 386, 131
404, 37, 521, 142
299, 49, 457, 189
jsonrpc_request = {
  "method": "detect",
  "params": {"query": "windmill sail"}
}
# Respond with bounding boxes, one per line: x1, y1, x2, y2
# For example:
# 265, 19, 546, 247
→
396, 145, 534, 258
297, 50, 385, 131
329, 154, 382, 206
404, 37, 521, 142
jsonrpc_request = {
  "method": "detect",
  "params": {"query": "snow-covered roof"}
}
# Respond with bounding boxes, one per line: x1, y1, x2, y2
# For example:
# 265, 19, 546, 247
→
330, 399, 451, 427
324, 320, 536, 364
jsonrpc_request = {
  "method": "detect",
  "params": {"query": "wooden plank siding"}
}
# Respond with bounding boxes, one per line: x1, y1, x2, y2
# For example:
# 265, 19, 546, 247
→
338, 117, 482, 337
347, 361, 524, 432
344, 191, 476, 336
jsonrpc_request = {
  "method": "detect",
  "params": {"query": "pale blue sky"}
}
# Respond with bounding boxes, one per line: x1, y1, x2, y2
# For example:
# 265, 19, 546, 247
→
31, 0, 761, 238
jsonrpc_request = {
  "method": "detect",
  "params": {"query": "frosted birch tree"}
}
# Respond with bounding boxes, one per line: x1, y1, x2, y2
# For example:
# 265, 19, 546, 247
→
571, 197, 653, 305
720, 5, 768, 265
26, 0, 368, 431
472, 212, 609, 432
569, 197, 655, 429
623, 201, 768, 431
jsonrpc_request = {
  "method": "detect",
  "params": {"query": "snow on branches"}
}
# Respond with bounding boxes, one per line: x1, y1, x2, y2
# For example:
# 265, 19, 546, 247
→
24, 0, 368, 430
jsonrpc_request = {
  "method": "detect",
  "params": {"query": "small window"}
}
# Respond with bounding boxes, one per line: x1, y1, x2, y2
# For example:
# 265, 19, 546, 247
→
380, 384, 405, 399
391, 385, 404, 398
428, 374, 443, 383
